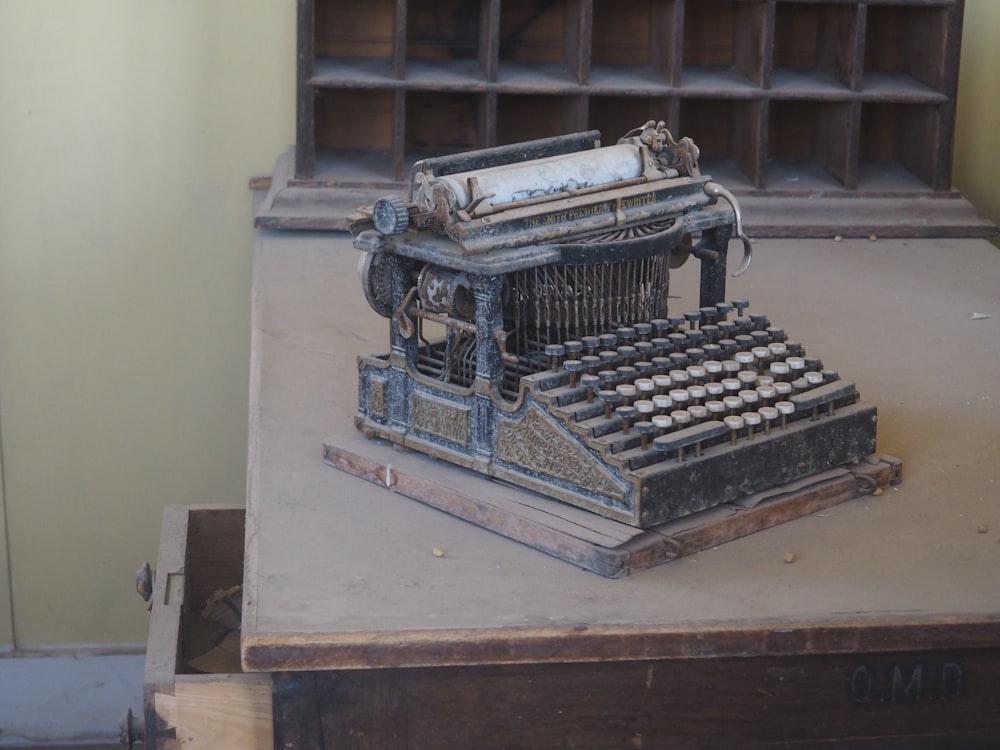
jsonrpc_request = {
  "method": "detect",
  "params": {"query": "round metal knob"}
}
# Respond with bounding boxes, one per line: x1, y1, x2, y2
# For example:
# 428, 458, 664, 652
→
372, 195, 410, 235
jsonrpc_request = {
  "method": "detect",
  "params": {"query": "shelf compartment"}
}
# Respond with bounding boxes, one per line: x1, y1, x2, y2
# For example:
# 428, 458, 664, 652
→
496, 94, 588, 146
497, 0, 589, 85
863, 3, 955, 95
590, 0, 680, 87
588, 96, 677, 146
767, 99, 858, 189
860, 102, 947, 191
679, 97, 765, 187
406, 0, 496, 81
682, 0, 769, 89
315, 0, 403, 68
773, 1, 859, 90
315, 88, 399, 152
406, 91, 489, 157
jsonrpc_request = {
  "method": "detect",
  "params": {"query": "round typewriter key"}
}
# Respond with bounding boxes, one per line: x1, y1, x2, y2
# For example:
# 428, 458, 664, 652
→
735, 351, 756, 369
671, 409, 693, 426
805, 370, 824, 386
718, 321, 736, 338
669, 352, 691, 369
652, 414, 673, 432
743, 410, 761, 439
670, 369, 690, 386
685, 347, 706, 365
667, 315, 686, 330
769, 361, 790, 380
734, 316, 752, 334
750, 313, 769, 328
598, 389, 620, 418
545, 343, 565, 370
752, 345, 770, 362
687, 364, 707, 383
822, 368, 839, 382
651, 356, 670, 374
706, 381, 725, 398
787, 356, 806, 373
635, 341, 654, 359
635, 398, 656, 416
739, 389, 759, 406
776, 400, 795, 429
704, 360, 723, 380
636, 377, 656, 394
563, 340, 583, 356
703, 343, 723, 360
650, 319, 670, 336
805, 356, 824, 371
768, 342, 788, 358
735, 334, 755, 351
683, 310, 702, 328
767, 326, 785, 342
616, 365, 638, 383
562, 359, 583, 387
668, 332, 688, 351
652, 394, 672, 413
738, 370, 758, 387
616, 383, 637, 403
700, 306, 719, 324
792, 377, 809, 394
581, 354, 601, 374
731, 299, 750, 316
773, 381, 793, 397
785, 341, 803, 356
634, 322, 652, 340
581, 336, 600, 354
599, 350, 619, 368
669, 388, 690, 406
724, 414, 745, 444
599, 333, 618, 350
722, 377, 741, 393
689, 404, 709, 424
723, 395, 743, 414
617, 345, 638, 364
687, 384, 707, 404
652, 374, 671, 394
617, 326, 636, 342
686, 329, 706, 346
755, 375, 774, 388
616, 405, 636, 433
706, 399, 726, 416
635, 420, 655, 449
599, 370, 619, 388
651, 338, 670, 356
634, 360, 654, 377
700, 324, 720, 343
756, 384, 776, 404
751, 330, 770, 346
719, 338, 738, 356
759, 405, 779, 434
722, 359, 741, 375
580, 374, 599, 403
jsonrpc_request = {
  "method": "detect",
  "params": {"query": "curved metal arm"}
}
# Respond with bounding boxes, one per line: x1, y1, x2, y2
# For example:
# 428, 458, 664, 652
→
704, 181, 753, 277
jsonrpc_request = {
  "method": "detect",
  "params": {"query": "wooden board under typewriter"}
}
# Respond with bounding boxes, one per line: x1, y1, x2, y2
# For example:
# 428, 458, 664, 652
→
323, 432, 900, 578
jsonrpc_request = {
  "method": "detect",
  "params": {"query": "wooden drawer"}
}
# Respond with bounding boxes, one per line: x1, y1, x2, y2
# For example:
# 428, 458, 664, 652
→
143, 505, 271, 750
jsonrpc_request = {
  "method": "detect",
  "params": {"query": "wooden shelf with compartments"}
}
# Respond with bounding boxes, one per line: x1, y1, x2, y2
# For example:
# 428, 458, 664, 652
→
256, 0, 996, 237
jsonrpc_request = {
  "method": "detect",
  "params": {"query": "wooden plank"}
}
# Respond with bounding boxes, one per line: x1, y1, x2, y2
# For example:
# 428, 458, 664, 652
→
152, 676, 272, 750
293, 649, 1000, 749
323, 433, 898, 577
272, 672, 323, 750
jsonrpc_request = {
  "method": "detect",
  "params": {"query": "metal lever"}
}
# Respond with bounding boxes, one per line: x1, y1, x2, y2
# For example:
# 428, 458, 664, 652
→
704, 181, 753, 277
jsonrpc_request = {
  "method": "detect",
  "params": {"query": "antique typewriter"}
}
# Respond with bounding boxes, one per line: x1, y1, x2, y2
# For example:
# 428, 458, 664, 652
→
348, 122, 877, 528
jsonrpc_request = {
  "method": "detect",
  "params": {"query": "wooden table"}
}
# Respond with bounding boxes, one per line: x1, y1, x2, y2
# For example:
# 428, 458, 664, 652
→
242, 229, 1000, 748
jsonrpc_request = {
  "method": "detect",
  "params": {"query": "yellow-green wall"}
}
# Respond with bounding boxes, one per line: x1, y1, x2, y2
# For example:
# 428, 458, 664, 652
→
0, 1, 295, 648
0, 0, 996, 650
954, 0, 1000, 240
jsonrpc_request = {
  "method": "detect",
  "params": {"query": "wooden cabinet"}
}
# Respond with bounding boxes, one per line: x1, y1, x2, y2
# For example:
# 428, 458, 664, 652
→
293, 0, 964, 196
